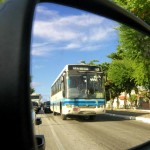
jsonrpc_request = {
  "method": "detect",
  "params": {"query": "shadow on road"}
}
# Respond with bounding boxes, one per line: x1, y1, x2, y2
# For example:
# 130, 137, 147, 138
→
67, 114, 129, 122
106, 110, 150, 118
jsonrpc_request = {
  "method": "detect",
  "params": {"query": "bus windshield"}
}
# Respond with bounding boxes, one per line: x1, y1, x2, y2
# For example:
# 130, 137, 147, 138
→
67, 73, 104, 99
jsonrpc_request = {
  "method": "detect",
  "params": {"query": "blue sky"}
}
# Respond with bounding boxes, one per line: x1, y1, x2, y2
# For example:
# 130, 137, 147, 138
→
30, 3, 119, 101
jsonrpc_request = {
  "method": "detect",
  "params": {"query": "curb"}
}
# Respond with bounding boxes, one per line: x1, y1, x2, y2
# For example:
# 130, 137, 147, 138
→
136, 117, 150, 124
105, 113, 150, 124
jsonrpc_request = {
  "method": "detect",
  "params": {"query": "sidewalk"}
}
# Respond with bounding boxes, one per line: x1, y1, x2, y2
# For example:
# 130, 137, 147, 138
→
105, 108, 150, 124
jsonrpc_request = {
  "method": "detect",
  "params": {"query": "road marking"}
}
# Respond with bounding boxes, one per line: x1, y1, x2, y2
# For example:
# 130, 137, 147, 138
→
45, 117, 65, 150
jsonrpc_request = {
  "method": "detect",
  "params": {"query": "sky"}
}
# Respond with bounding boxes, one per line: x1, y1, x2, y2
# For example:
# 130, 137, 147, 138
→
30, 2, 119, 102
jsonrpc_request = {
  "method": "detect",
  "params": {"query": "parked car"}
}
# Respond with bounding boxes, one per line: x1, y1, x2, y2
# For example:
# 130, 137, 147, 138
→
31, 103, 45, 150
31, 108, 36, 125
43, 101, 51, 113
31, 108, 42, 125
32, 101, 39, 114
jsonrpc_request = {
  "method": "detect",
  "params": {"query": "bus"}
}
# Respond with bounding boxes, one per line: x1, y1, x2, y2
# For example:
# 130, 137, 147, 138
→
50, 64, 106, 120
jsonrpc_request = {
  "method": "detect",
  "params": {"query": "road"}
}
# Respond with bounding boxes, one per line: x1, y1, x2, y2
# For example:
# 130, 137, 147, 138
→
34, 113, 150, 150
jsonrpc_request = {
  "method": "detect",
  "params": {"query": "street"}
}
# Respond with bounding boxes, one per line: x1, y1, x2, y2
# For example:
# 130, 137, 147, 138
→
34, 113, 150, 150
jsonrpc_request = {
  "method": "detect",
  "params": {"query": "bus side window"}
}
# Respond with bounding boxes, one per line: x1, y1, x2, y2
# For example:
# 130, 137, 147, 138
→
61, 76, 66, 97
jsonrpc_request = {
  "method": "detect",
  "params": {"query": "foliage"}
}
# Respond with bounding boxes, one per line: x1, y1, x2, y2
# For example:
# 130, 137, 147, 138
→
88, 60, 99, 65
108, 59, 136, 94
113, 0, 150, 100
113, 0, 150, 24
117, 25, 150, 61
0, 0, 6, 3
132, 61, 150, 88
105, 80, 122, 100
128, 94, 137, 102
107, 46, 124, 60
80, 60, 86, 64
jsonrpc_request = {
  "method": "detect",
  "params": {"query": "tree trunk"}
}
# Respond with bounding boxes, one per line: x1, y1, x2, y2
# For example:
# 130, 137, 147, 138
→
117, 97, 119, 109
124, 91, 127, 109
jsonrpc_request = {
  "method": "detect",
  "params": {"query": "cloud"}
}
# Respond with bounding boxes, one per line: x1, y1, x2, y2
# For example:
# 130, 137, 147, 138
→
34, 5, 59, 20
32, 46, 50, 56
31, 82, 42, 88
34, 65, 44, 69
31, 5, 118, 56
66, 43, 80, 49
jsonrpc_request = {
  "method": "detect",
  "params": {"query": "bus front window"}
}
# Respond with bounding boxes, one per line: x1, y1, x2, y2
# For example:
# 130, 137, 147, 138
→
67, 74, 104, 99
87, 75, 104, 99
67, 75, 87, 99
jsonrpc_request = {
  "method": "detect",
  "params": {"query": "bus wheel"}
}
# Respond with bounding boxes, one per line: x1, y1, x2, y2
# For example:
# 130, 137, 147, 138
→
61, 114, 67, 120
53, 111, 56, 116
89, 115, 96, 120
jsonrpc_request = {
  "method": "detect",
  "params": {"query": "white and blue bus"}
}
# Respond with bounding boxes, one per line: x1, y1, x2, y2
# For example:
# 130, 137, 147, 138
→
50, 64, 106, 120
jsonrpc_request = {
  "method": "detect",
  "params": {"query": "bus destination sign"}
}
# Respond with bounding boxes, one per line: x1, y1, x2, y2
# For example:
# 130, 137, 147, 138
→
68, 65, 100, 71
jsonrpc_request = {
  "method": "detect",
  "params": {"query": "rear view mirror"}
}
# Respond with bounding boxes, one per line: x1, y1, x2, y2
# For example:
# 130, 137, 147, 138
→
0, 0, 150, 150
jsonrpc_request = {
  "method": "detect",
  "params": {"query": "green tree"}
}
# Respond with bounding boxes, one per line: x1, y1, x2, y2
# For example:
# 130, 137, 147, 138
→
87, 60, 122, 107
105, 80, 122, 108
108, 59, 136, 108
0, 0, 6, 3
107, 46, 124, 60
88, 60, 99, 65
113, 0, 150, 100
128, 94, 137, 108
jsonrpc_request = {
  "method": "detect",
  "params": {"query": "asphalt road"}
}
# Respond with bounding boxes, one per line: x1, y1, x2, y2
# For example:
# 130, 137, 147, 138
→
34, 113, 150, 150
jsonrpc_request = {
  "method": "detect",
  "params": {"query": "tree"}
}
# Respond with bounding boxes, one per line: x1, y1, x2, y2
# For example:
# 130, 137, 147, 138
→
80, 60, 86, 64
0, 0, 6, 3
105, 80, 122, 108
88, 60, 99, 65
113, 0, 150, 101
128, 94, 137, 108
107, 46, 124, 60
108, 59, 136, 108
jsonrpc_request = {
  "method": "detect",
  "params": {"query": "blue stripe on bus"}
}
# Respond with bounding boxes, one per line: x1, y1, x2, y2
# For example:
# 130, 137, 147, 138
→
52, 98, 105, 106
62, 99, 105, 106
62, 102, 104, 106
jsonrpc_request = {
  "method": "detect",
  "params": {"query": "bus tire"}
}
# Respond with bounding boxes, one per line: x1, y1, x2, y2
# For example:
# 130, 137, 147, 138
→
61, 114, 67, 120
53, 104, 56, 115
53, 111, 56, 116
